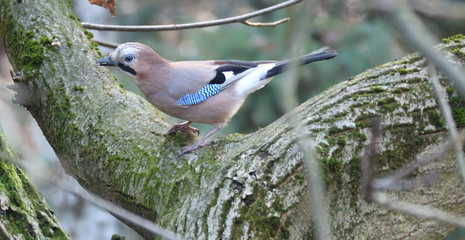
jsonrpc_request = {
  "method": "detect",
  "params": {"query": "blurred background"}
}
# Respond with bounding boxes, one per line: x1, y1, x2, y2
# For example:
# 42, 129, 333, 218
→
1, 0, 464, 239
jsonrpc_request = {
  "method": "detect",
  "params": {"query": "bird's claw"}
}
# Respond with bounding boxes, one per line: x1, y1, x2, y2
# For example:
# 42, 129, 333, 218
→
178, 140, 211, 156
167, 122, 200, 136
9, 70, 23, 83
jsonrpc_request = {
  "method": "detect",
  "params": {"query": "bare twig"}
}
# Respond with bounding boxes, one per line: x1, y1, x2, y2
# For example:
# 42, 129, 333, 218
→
371, 0, 465, 100
241, 17, 290, 27
81, 0, 302, 31
376, 170, 440, 190
428, 65, 465, 184
0, 152, 183, 240
361, 116, 446, 192
92, 18, 291, 50
360, 117, 381, 200
372, 140, 452, 190
93, 39, 119, 49
299, 133, 333, 240
371, 0, 465, 187
409, 0, 465, 20
372, 192, 465, 228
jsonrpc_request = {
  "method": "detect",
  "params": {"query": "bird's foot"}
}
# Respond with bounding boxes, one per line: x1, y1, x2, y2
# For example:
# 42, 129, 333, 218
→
167, 121, 200, 136
178, 140, 211, 156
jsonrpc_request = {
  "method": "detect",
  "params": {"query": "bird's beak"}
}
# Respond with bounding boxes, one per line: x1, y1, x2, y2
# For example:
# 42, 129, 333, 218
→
97, 56, 119, 66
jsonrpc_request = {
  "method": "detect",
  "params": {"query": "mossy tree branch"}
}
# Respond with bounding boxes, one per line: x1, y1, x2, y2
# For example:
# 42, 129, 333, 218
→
1, 0, 465, 239
0, 129, 70, 239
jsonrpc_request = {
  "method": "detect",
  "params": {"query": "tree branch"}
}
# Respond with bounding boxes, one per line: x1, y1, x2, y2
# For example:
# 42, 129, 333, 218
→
372, 0, 465, 188
81, 0, 302, 31
0, 131, 70, 239
2, 0, 465, 239
0, 151, 182, 240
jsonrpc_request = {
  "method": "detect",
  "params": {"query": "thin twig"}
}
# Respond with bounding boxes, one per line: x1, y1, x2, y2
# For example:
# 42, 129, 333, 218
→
409, 0, 465, 20
372, 192, 465, 228
428, 65, 465, 185
92, 17, 291, 49
382, 170, 440, 190
0, 152, 183, 240
373, 140, 453, 190
371, 0, 465, 187
81, 0, 302, 31
360, 117, 381, 200
92, 39, 119, 49
241, 17, 290, 27
299, 133, 333, 240
372, 0, 465, 100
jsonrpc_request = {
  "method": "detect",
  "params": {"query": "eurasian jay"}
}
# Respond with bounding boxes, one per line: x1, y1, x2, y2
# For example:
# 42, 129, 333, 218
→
97, 42, 337, 154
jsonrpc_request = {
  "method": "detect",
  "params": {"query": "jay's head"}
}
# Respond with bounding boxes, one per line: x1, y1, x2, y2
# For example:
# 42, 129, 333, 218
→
97, 42, 166, 78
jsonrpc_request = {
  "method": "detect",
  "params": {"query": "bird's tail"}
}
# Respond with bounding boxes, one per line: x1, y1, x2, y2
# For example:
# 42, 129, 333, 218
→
265, 49, 338, 78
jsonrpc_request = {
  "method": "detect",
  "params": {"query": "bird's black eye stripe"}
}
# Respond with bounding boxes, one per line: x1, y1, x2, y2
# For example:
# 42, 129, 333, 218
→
118, 63, 136, 75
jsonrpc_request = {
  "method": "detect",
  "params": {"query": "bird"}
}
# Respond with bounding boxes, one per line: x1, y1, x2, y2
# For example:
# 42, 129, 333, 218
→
97, 42, 337, 155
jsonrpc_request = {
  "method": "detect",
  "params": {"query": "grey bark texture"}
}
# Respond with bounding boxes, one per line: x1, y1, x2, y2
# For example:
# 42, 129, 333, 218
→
1, 0, 465, 239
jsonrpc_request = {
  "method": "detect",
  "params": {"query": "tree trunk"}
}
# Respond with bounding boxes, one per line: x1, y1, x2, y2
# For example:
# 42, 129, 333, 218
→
1, 0, 465, 239
0, 129, 70, 239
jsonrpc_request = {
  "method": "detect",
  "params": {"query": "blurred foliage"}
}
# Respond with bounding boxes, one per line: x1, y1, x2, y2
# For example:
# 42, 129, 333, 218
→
98, 0, 465, 135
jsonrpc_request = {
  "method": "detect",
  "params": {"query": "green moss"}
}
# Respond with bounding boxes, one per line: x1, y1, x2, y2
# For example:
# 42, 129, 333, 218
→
406, 77, 425, 84
68, 13, 79, 21
39, 36, 52, 45
111, 234, 126, 240
355, 120, 368, 129
370, 86, 384, 93
119, 83, 124, 88
451, 47, 465, 60
217, 198, 233, 236
327, 137, 336, 145
443, 34, 465, 43
248, 198, 280, 239
397, 67, 419, 75
446, 87, 454, 96
450, 95, 461, 106
427, 110, 445, 128
0, 146, 68, 239
453, 108, 465, 128
392, 87, 409, 93
73, 85, 84, 91
327, 157, 343, 171
398, 68, 409, 75
19, 39, 45, 71
354, 131, 367, 142
446, 90, 465, 128
84, 29, 94, 39
321, 156, 344, 185
66, 41, 73, 47
380, 102, 399, 113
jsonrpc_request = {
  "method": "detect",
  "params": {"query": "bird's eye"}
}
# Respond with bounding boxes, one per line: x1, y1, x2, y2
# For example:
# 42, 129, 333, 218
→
124, 55, 135, 63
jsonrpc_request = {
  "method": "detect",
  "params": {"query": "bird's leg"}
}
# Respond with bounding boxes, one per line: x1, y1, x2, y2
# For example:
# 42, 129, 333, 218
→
179, 127, 221, 155
167, 121, 200, 135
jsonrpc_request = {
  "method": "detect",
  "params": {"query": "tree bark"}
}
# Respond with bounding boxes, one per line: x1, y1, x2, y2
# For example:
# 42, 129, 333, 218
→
1, 0, 465, 239
0, 129, 70, 239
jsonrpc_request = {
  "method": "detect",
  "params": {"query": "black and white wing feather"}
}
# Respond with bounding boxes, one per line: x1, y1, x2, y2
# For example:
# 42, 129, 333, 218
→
176, 49, 337, 106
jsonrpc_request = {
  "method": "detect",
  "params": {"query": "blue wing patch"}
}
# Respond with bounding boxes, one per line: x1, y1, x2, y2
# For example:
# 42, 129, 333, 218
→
177, 84, 222, 106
